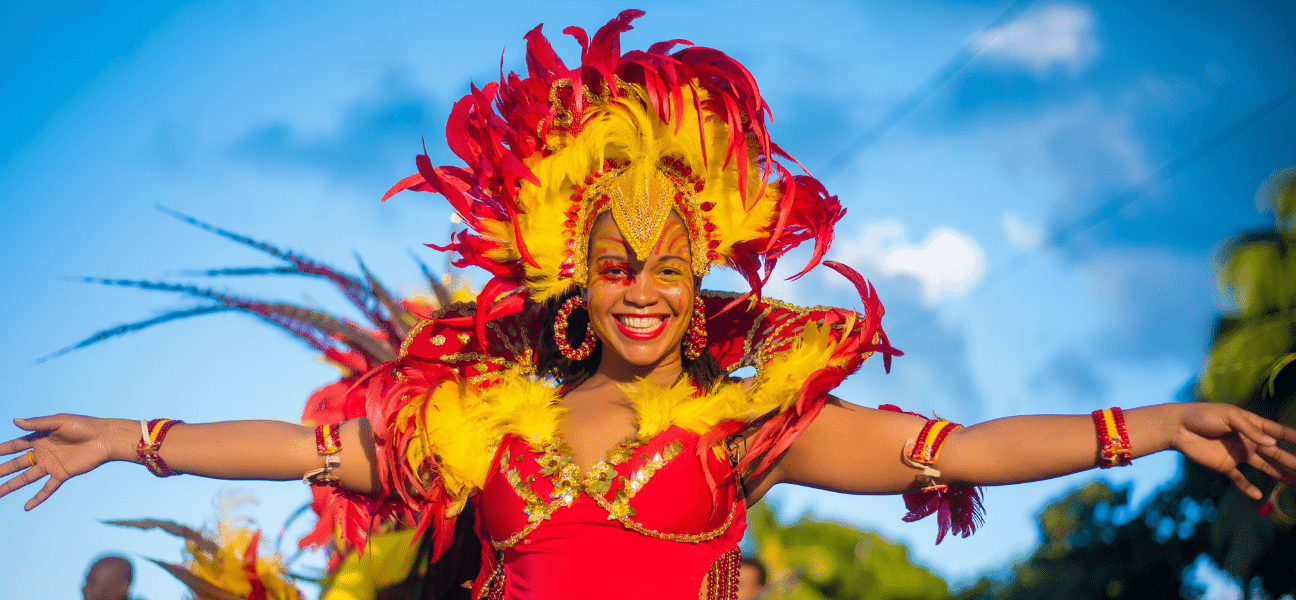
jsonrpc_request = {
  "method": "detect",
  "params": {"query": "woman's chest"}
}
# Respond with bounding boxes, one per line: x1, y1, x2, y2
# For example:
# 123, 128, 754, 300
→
478, 428, 738, 549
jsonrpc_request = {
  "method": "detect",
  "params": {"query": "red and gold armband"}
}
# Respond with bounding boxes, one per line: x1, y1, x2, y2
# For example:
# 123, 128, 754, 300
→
136, 418, 183, 477
1092, 407, 1132, 468
304, 423, 342, 486
881, 405, 985, 544
907, 418, 960, 473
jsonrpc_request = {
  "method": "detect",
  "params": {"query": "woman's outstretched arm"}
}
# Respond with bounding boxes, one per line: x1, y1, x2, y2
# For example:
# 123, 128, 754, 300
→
752, 398, 1296, 502
0, 415, 381, 511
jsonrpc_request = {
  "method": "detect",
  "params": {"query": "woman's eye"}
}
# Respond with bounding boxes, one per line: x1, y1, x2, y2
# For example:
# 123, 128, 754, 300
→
598, 263, 630, 277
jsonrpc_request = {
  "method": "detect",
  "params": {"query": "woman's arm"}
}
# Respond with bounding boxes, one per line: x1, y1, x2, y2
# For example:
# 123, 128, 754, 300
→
0, 414, 381, 511
752, 398, 1296, 502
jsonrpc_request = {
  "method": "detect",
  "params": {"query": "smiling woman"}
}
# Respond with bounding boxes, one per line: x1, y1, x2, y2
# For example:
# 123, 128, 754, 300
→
4, 9, 1296, 600
585, 213, 696, 374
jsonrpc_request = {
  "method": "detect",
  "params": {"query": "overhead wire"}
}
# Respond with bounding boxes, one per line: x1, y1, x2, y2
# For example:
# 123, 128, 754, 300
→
813, 2, 1296, 331
817, 0, 1036, 182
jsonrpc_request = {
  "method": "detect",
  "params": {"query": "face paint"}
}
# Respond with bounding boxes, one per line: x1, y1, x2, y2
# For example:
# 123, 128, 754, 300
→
584, 211, 695, 377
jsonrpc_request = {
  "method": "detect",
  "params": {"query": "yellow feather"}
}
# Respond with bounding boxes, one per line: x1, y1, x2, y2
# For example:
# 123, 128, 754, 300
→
321, 529, 420, 600
418, 381, 494, 499
480, 374, 565, 445
487, 80, 790, 301
748, 318, 856, 415
183, 493, 303, 600
622, 377, 700, 438
394, 316, 854, 501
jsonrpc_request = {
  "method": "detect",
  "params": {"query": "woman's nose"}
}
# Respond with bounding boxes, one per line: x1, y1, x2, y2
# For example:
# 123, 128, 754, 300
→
623, 273, 659, 306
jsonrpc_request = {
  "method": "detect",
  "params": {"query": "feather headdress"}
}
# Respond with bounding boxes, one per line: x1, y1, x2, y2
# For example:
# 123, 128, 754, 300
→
384, 9, 845, 316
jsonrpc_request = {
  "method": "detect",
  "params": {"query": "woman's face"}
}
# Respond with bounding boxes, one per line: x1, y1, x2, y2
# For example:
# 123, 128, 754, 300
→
584, 211, 695, 371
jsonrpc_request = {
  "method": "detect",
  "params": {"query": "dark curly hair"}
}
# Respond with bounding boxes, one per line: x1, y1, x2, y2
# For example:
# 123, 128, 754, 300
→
527, 287, 725, 390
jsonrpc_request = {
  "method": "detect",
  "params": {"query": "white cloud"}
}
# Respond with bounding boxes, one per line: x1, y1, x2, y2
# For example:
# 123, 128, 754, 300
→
834, 220, 985, 305
972, 3, 1100, 73
1002, 210, 1045, 250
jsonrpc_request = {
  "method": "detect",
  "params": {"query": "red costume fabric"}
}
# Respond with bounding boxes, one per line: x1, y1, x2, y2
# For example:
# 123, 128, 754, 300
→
476, 427, 744, 598
340, 288, 907, 598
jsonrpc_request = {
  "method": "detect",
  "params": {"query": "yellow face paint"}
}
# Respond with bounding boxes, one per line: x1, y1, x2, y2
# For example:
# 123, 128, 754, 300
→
585, 211, 695, 375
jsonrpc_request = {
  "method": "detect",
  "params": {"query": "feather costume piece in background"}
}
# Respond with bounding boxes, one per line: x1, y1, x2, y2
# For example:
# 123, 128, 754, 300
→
57, 210, 474, 582
108, 493, 304, 600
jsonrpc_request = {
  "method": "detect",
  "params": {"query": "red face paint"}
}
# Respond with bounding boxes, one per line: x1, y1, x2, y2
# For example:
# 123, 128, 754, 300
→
584, 212, 695, 375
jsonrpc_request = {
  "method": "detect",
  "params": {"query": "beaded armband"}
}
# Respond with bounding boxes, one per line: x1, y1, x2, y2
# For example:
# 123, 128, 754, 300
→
136, 419, 183, 477
1092, 407, 1132, 468
892, 412, 985, 544
905, 418, 960, 480
304, 423, 342, 486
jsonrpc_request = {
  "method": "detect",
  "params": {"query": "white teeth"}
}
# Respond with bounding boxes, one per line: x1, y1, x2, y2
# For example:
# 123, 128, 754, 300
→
619, 315, 665, 331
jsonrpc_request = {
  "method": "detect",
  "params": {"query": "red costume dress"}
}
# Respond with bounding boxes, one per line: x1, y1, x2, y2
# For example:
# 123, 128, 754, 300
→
478, 427, 744, 599
348, 292, 899, 599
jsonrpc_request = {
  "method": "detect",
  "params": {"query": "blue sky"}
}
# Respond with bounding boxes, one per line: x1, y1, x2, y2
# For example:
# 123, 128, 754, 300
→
2, 1, 1294, 598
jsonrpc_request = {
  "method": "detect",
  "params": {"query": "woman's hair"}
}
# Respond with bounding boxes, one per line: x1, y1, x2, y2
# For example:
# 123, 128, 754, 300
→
530, 286, 725, 390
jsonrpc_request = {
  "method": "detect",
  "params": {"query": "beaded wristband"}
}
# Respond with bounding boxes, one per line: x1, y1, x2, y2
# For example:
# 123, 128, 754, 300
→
136, 419, 183, 477
304, 423, 342, 486
1092, 407, 1132, 468
316, 422, 342, 455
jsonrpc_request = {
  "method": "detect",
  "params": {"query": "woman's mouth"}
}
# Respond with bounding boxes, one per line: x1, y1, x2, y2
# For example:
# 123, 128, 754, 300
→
614, 314, 668, 340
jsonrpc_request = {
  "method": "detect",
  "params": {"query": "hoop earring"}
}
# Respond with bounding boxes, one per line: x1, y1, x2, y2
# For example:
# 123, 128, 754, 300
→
555, 296, 598, 361
684, 301, 708, 360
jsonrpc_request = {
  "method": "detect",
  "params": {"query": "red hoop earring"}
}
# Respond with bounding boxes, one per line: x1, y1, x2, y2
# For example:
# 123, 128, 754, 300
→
555, 296, 598, 361
684, 301, 707, 360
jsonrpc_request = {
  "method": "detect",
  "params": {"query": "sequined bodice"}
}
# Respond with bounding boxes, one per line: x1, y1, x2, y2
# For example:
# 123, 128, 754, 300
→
477, 426, 745, 599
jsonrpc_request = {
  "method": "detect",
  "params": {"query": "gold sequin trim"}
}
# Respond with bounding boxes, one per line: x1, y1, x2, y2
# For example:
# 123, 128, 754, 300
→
590, 492, 737, 544
700, 290, 854, 377
490, 440, 580, 551
582, 436, 642, 497
398, 302, 477, 358
604, 440, 683, 519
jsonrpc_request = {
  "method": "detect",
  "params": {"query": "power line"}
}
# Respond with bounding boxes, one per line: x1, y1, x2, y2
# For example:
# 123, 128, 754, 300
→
889, 84, 1296, 332
979, 84, 1296, 293
1047, 85, 1296, 250
817, 0, 1036, 182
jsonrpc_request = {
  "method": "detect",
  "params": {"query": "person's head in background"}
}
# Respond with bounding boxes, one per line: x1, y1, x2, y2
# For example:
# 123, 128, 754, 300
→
737, 556, 767, 600
82, 555, 133, 600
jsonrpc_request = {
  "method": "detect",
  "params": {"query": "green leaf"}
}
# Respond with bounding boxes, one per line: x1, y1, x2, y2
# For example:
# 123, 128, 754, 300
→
1266, 353, 1296, 396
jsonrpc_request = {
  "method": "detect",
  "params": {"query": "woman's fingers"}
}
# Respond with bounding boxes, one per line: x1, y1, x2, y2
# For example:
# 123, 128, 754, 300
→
1255, 443, 1296, 472
11, 416, 62, 431
0, 464, 43, 501
1224, 466, 1264, 500
0, 435, 33, 457
0, 452, 34, 479
1227, 410, 1277, 447
25, 475, 63, 511
1260, 418, 1296, 444
1247, 452, 1294, 487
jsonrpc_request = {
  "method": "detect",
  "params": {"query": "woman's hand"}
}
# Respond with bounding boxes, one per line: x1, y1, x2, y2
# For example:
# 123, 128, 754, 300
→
0, 415, 136, 511
1169, 403, 1296, 500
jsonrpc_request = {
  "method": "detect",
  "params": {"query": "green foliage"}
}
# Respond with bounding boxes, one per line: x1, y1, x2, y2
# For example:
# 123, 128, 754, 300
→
1266, 166, 1296, 230
747, 502, 949, 600
956, 480, 1214, 600
1200, 168, 1296, 425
